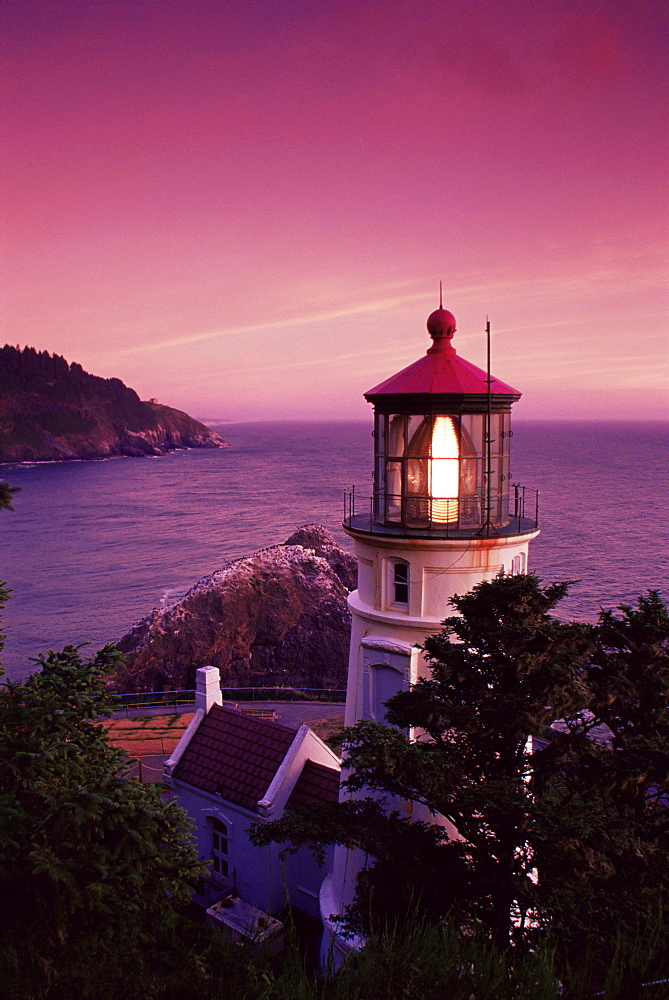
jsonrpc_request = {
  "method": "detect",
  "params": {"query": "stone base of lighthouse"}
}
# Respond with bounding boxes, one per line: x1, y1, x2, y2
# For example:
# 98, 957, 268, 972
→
320, 525, 539, 966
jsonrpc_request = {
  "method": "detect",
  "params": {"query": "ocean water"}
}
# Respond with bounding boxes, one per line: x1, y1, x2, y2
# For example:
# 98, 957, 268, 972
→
1, 420, 667, 682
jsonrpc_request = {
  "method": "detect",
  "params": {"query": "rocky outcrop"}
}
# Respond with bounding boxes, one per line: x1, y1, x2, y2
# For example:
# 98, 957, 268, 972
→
114, 525, 357, 692
0, 345, 227, 461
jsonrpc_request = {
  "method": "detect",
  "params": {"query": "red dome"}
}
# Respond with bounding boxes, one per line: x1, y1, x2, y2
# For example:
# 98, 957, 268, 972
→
427, 307, 456, 340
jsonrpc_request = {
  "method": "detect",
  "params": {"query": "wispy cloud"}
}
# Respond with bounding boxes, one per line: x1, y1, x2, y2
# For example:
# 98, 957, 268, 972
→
107, 290, 431, 356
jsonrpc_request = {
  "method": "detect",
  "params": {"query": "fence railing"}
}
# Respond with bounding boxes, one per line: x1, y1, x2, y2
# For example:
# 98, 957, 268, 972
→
109, 690, 195, 709
108, 686, 346, 710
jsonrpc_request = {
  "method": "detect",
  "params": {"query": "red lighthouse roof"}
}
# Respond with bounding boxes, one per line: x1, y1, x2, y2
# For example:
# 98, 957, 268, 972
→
365, 307, 521, 400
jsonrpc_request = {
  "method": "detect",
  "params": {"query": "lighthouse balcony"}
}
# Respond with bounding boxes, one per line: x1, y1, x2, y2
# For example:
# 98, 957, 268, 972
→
343, 485, 539, 540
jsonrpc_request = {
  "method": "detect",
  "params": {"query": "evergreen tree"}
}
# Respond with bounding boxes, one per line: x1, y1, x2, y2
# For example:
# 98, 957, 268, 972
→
0, 482, 19, 511
0, 644, 204, 998
253, 576, 669, 985
532, 591, 669, 979
0, 482, 18, 665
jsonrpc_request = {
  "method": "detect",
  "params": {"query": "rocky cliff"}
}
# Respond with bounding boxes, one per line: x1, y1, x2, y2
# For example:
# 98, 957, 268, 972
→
0, 345, 226, 461
114, 524, 357, 692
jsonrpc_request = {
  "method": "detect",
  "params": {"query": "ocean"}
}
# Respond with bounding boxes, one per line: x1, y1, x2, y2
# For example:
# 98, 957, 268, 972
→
1, 420, 667, 682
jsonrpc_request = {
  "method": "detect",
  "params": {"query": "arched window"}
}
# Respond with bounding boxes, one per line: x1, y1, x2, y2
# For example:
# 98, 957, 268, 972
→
511, 553, 526, 576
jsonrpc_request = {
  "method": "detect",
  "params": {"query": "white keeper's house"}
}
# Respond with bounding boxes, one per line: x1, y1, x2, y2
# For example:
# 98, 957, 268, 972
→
165, 665, 341, 920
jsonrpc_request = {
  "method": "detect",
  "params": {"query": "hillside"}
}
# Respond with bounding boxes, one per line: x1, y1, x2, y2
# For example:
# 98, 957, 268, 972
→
0, 345, 227, 462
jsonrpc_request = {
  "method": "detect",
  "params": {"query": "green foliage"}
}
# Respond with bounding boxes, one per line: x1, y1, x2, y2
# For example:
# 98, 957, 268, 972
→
0, 644, 204, 998
0, 344, 163, 456
532, 590, 669, 979
2, 413, 46, 449
253, 576, 669, 988
34, 408, 97, 436
0, 345, 70, 388
321, 913, 558, 1000
0, 481, 17, 663
0, 345, 141, 413
0, 345, 219, 462
0, 578, 10, 665
589, 588, 669, 743
79, 905, 668, 1000
327, 576, 594, 947
0, 481, 20, 511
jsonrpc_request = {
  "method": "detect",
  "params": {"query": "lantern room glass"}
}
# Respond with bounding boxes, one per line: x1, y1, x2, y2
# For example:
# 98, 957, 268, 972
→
373, 411, 512, 531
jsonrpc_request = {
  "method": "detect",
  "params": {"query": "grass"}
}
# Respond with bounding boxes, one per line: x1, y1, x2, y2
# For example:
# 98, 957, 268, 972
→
100, 713, 194, 759
101, 710, 344, 759
301, 715, 344, 744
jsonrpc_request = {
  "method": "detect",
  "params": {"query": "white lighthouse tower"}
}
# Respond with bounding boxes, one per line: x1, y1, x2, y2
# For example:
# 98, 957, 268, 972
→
320, 300, 540, 961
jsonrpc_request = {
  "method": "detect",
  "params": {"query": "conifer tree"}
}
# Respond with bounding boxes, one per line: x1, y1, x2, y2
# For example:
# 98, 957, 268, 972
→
532, 590, 669, 976
0, 643, 204, 997
253, 575, 669, 981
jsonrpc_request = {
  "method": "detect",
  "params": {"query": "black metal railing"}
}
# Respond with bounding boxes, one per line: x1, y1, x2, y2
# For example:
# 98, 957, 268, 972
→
108, 686, 347, 711
344, 484, 539, 538
109, 689, 195, 710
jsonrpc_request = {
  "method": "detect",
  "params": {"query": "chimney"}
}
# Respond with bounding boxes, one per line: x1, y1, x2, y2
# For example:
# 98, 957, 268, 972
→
195, 665, 223, 714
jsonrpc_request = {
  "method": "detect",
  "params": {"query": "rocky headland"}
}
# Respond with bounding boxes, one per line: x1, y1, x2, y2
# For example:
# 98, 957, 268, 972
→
114, 524, 357, 692
0, 345, 227, 462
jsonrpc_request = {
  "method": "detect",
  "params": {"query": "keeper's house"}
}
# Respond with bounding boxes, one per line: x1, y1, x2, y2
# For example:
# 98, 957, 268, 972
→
164, 665, 340, 918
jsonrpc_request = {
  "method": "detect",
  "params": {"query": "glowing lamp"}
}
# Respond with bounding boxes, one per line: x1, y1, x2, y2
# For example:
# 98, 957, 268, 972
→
362, 303, 522, 535
425, 415, 460, 522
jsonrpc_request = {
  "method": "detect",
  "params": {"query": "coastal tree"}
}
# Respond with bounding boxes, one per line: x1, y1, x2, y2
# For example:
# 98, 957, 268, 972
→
252, 576, 669, 983
0, 481, 18, 666
0, 643, 204, 998
532, 590, 669, 976
254, 576, 594, 942
0, 481, 19, 511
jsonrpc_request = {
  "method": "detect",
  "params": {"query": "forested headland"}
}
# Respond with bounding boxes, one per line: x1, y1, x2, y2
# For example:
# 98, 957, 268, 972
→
0, 345, 226, 462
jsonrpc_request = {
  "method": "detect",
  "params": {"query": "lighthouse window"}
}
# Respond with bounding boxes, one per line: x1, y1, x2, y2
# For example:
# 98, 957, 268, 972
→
511, 553, 526, 576
392, 561, 409, 605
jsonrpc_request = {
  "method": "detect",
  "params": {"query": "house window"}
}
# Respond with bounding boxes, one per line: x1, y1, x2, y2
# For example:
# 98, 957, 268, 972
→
211, 818, 229, 878
392, 561, 409, 605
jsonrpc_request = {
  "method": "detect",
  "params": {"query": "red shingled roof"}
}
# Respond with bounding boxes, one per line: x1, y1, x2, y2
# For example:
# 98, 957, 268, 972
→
287, 758, 340, 809
172, 705, 297, 812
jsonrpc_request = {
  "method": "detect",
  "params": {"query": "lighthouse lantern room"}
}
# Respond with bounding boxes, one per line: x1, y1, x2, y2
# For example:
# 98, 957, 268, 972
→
346, 303, 538, 538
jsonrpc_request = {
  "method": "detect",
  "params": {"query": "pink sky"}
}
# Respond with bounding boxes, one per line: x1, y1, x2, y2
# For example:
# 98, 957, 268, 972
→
1, 0, 667, 422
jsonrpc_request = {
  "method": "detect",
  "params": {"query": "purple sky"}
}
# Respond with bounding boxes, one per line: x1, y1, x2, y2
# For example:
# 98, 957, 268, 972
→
2, 0, 667, 421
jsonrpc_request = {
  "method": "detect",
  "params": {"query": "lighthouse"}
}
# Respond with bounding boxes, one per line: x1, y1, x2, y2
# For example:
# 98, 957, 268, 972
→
320, 300, 540, 961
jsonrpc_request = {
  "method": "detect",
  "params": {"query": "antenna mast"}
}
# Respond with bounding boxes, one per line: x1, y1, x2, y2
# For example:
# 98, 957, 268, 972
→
481, 317, 496, 537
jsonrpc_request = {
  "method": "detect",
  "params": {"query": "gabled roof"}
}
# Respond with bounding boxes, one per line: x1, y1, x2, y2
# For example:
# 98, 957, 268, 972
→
287, 758, 340, 809
172, 704, 297, 812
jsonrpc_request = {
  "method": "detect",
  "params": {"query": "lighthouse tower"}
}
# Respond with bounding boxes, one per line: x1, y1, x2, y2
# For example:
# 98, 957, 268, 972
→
320, 301, 540, 960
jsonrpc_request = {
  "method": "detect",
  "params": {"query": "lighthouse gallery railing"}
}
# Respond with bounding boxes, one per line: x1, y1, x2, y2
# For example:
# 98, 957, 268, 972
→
343, 484, 539, 538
